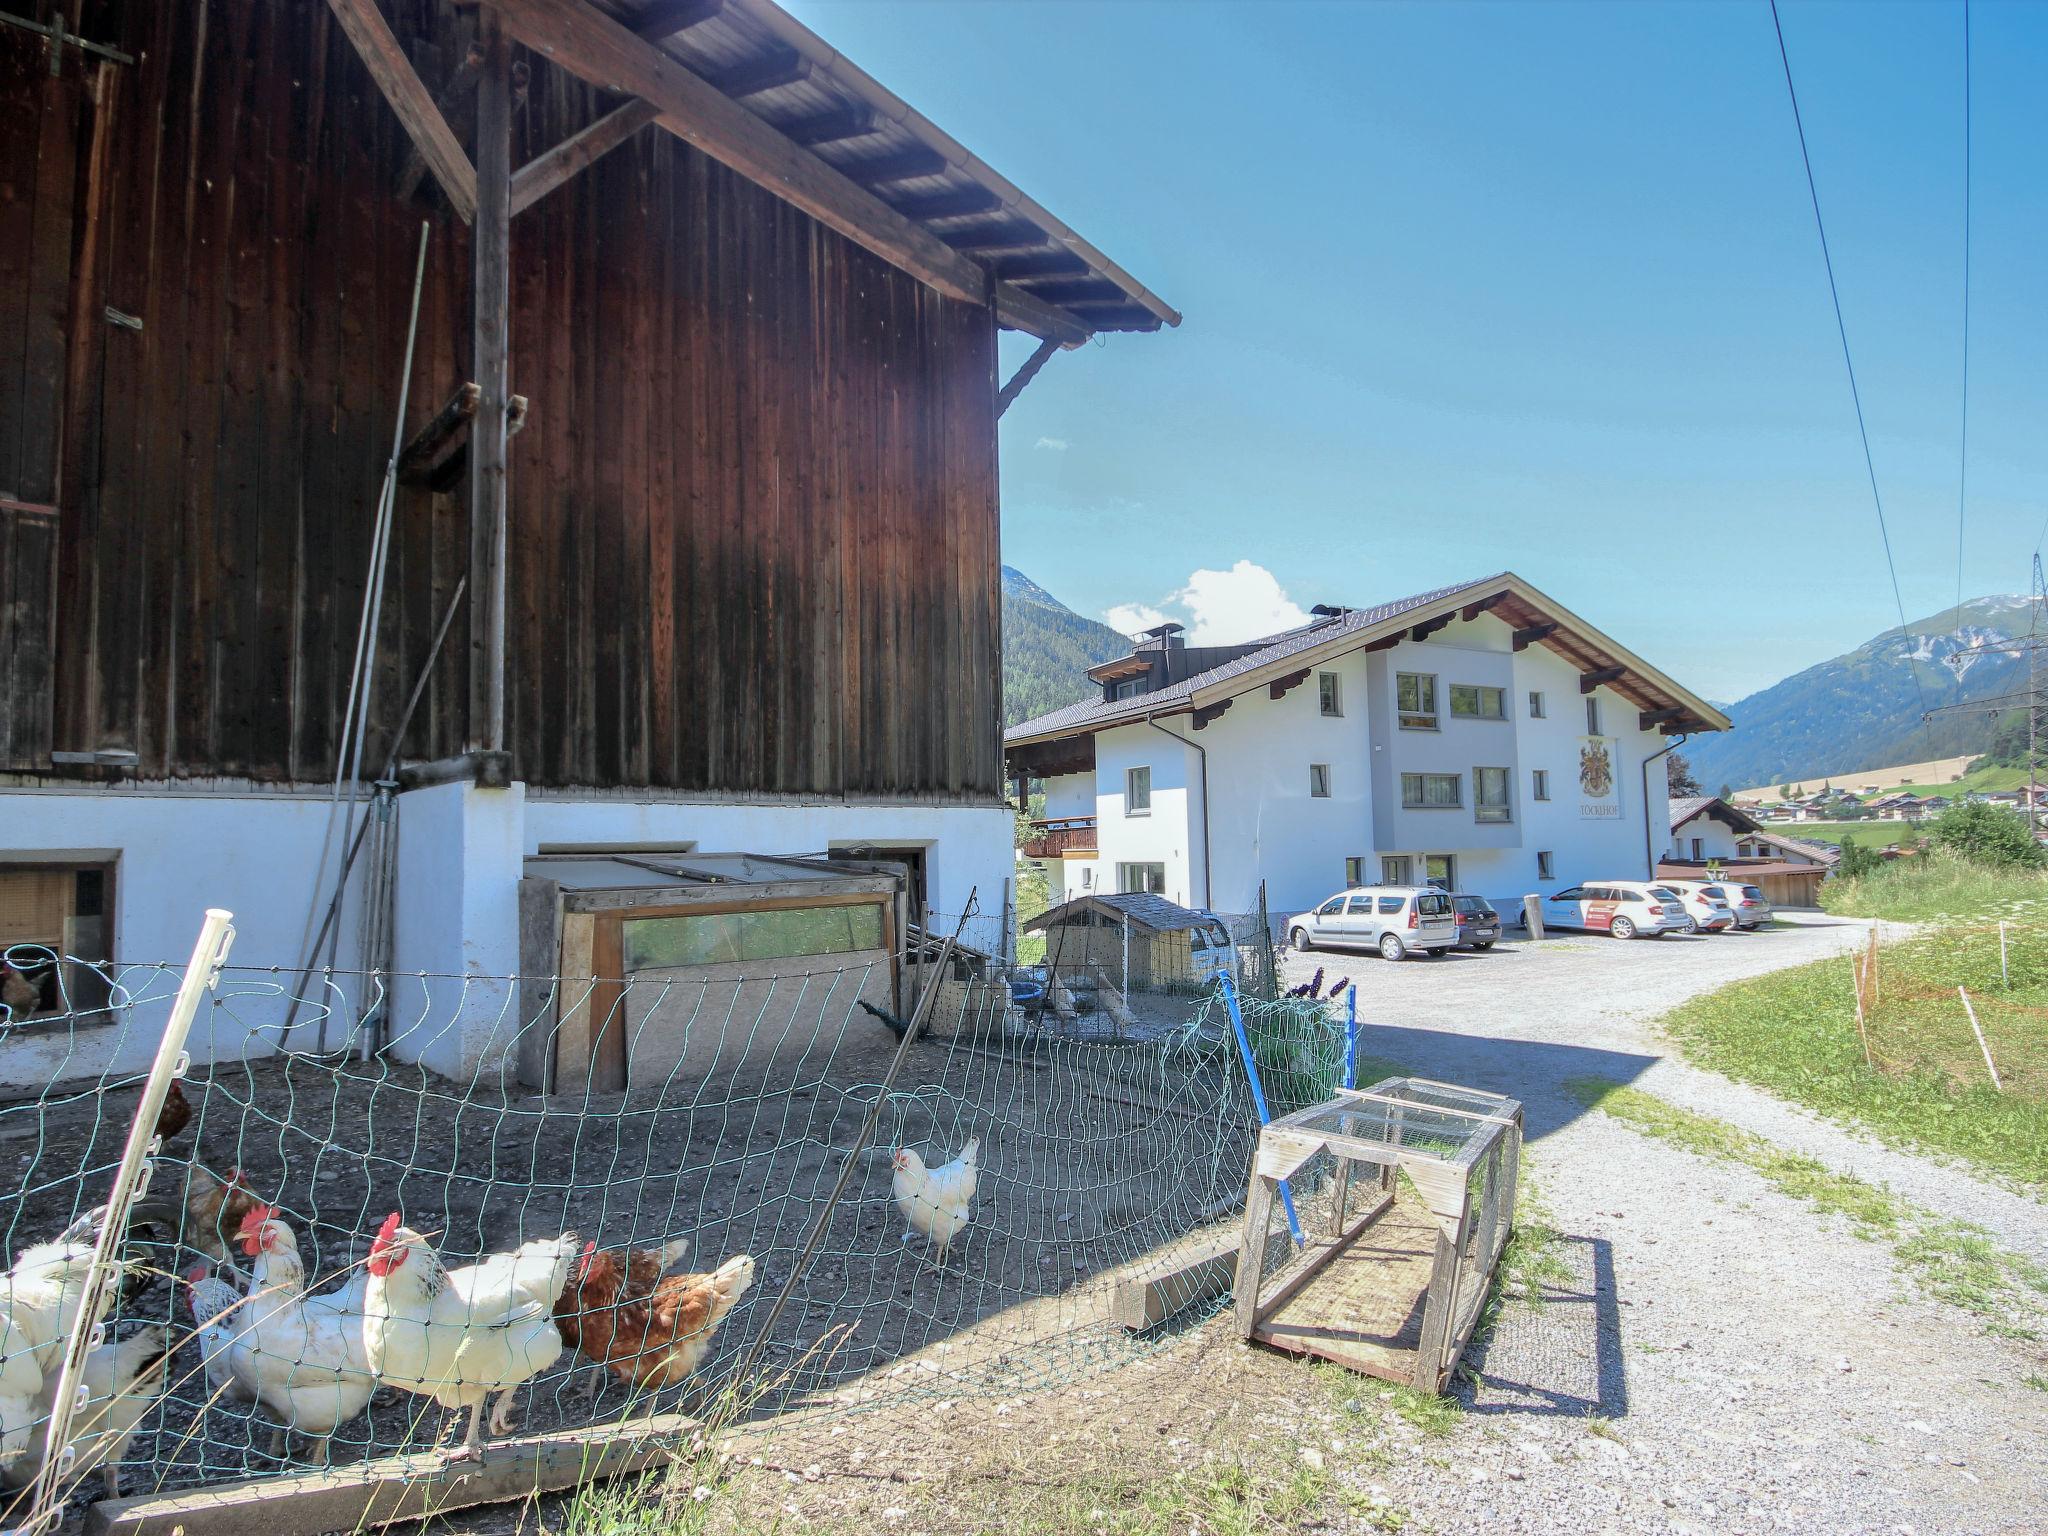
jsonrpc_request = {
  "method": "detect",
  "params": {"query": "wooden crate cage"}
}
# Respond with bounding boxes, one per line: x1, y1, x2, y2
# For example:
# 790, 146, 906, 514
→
1234, 1077, 1522, 1392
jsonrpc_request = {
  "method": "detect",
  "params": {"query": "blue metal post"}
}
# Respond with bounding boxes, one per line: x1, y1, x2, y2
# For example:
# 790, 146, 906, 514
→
1343, 984, 1359, 1091
1220, 973, 1304, 1245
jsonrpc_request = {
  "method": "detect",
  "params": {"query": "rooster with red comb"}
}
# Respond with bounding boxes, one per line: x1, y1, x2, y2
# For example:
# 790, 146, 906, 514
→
362, 1213, 579, 1457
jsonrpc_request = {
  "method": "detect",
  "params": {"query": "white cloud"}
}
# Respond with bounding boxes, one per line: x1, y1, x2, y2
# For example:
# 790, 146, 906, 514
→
1102, 561, 1313, 647
1171, 561, 1311, 644
1033, 436, 1070, 452
1103, 602, 1169, 636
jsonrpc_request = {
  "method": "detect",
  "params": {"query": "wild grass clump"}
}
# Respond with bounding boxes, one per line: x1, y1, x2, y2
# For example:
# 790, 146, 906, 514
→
1821, 847, 2048, 925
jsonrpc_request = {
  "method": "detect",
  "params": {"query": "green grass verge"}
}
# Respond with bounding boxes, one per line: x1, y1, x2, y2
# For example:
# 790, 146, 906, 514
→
1566, 1079, 2048, 1331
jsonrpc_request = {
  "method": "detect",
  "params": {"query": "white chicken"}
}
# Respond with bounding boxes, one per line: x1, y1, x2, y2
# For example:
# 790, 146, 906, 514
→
0, 1325, 173, 1501
225, 1208, 378, 1462
892, 1137, 980, 1268
361, 1214, 578, 1456
0, 1209, 119, 1476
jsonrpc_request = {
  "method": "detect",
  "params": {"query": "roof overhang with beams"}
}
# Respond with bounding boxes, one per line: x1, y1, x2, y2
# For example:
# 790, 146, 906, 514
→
487, 0, 1179, 346
1006, 573, 1731, 780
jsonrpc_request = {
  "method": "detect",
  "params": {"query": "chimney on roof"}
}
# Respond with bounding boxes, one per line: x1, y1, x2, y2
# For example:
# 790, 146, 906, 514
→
1140, 621, 1185, 651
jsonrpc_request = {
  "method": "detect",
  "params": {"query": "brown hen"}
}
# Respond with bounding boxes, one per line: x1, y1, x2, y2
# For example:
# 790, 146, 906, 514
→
554, 1239, 756, 1395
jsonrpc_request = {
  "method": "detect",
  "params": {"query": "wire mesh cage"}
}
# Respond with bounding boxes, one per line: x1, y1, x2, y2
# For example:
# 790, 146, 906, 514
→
1234, 1076, 1523, 1393
0, 910, 1277, 1530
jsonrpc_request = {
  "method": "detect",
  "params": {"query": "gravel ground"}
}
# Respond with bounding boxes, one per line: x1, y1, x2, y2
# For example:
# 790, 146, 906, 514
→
1278, 913, 2048, 1533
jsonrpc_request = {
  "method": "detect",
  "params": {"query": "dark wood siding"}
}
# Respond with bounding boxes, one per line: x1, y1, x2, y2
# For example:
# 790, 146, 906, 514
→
0, 0, 1002, 799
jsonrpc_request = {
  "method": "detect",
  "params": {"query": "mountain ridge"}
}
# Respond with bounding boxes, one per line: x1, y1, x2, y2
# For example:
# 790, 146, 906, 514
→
1683, 594, 2035, 791
1001, 566, 1131, 728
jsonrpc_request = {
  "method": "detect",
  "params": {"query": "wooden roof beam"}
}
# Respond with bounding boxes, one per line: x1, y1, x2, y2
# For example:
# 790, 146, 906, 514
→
706, 46, 809, 99
1410, 614, 1452, 642
1579, 666, 1626, 695
993, 250, 1090, 282
327, 0, 477, 222
997, 336, 1059, 418
510, 98, 661, 215
844, 146, 949, 187
490, 0, 1089, 344
1268, 668, 1311, 701
1511, 622, 1557, 651
779, 106, 877, 147
887, 185, 1003, 221
1192, 700, 1233, 731
1460, 593, 1505, 622
633, 0, 724, 40
1638, 706, 1685, 730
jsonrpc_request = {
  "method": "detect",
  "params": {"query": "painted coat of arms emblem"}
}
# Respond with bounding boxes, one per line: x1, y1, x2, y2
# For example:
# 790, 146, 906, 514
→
1579, 739, 1613, 797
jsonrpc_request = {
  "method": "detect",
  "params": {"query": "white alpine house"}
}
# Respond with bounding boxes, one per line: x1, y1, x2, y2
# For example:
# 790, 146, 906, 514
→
1007, 573, 1730, 921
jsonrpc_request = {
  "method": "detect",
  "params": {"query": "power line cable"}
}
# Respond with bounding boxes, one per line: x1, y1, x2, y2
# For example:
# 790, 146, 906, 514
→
1768, 0, 1938, 750
1948, 0, 1970, 671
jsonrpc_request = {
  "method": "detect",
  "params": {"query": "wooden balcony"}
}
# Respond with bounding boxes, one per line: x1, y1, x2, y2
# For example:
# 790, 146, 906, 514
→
1020, 815, 1097, 859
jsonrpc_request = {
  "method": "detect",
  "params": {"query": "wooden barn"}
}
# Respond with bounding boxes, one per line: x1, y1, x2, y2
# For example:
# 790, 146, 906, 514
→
0, 0, 1174, 1074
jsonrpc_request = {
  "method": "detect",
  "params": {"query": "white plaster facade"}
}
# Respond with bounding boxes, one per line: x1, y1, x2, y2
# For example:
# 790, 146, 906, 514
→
1036, 609, 1681, 922
0, 780, 1008, 1083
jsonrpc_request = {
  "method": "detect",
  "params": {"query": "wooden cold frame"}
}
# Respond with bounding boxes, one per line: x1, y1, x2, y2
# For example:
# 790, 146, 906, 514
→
1235, 1079, 1523, 1393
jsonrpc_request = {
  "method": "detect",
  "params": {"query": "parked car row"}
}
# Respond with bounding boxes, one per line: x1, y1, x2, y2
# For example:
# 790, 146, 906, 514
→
1286, 876, 1772, 960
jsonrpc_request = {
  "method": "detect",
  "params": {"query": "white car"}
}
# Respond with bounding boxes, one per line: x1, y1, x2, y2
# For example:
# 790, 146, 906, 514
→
1659, 879, 1738, 934
1539, 881, 1689, 940
1288, 886, 1458, 961
1717, 881, 1773, 930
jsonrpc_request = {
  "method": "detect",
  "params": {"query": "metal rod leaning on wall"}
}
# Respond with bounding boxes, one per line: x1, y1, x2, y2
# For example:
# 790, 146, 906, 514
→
276, 573, 468, 1052
1343, 984, 1359, 1091
1219, 972, 1303, 1247
15, 910, 236, 1536
736, 893, 977, 1384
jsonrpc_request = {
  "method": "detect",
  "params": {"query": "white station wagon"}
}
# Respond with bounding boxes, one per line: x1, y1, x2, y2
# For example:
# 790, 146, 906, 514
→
1540, 881, 1689, 940
1288, 886, 1458, 962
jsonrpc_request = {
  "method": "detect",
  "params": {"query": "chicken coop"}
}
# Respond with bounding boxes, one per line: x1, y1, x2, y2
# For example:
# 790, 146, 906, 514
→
1234, 1077, 1522, 1393
516, 853, 906, 1093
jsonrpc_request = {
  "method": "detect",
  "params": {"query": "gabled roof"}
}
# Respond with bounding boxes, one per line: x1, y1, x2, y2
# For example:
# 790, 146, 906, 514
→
1752, 831, 1841, 866
1022, 892, 1220, 934
1670, 796, 1764, 836
1005, 572, 1730, 764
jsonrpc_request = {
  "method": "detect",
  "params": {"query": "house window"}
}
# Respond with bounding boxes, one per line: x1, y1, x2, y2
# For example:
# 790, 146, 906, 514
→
1125, 766, 1151, 816
1691, 837, 1704, 859
1585, 696, 1603, 735
1449, 684, 1506, 720
1528, 690, 1546, 719
1117, 862, 1166, 895
1318, 672, 1342, 717
1111, 679, 1143, 701
1532, 769, 1550, 801
1080, 865, 1094, 889
1537, 851, 1555, 881
1309, 763, 1331, 798
1425, 854, 1455, 890
1381, 855, 1414, 885
1344, 856, 1365, 888
0, 860, 116, 1019
1474, 767, 1512, 824
1401, 772, 1462, 809
1396, 672, 1438, 730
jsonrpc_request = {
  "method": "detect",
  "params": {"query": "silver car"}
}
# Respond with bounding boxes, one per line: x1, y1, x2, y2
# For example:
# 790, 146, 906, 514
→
1288, 886, 1458, 961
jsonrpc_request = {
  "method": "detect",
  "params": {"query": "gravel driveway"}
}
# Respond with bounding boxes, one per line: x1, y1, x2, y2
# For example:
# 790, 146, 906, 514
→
1278, 914, 2048, 1534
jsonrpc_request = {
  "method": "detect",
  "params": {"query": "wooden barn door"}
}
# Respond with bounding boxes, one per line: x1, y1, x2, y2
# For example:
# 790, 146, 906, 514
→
0, 23, 123, 769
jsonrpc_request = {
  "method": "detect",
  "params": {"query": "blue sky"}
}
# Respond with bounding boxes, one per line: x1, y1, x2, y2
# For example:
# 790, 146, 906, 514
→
790, 0, 2048, 703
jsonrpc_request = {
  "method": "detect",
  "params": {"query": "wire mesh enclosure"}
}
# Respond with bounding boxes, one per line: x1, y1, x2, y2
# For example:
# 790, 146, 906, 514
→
0, 909, 1307, 1530
1234, 1077, 1523, 1392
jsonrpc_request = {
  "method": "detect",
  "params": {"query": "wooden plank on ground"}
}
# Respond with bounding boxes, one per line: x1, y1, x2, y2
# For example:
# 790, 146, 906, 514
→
84, 1411, 700, 1536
